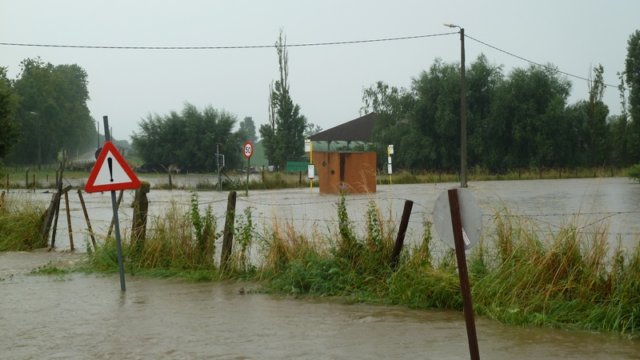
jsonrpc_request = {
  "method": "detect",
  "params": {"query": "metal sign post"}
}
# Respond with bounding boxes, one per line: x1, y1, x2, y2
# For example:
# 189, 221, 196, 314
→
106, 116, 125, 291
433, 188, 481, 359
387, 144, 394, 185
448, 189, 480, 360
243, 140, 253, 197
306, 139, 314, 192
85, 116, 141, 292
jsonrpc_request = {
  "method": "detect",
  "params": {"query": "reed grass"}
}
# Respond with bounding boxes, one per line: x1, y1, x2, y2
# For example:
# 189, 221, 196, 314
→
255, 196, 639, 337
0, 195, 46, 251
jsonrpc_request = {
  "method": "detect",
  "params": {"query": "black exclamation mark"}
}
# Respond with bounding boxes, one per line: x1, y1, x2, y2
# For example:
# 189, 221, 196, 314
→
107, 157, 114, 182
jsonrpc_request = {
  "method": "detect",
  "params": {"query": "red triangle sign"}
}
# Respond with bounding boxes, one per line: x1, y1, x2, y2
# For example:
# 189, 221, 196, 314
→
85, 141, 141, 193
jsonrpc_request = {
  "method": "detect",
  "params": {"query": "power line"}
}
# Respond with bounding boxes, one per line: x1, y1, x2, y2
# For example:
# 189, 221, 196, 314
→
465, 33, 618, 88
0, 31, 457, 50
2, 30, 620, 89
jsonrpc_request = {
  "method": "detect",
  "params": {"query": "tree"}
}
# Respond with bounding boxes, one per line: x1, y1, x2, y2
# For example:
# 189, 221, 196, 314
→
361, 80, 417, 169
238, 116, 257, 142
0, 67, 19, 160
466, 55, 503, 169
304, 122, 323, 138
625, 30, 640, 162
584, 64, 610, 166
610, 71, 631, 166
132, 103, 239, 172
259, 31, 307, 169
487, 65, 571, 170
7, 58, 96, 165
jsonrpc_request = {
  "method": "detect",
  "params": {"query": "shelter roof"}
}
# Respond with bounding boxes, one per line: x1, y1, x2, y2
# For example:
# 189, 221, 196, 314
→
308, 112, 377, 142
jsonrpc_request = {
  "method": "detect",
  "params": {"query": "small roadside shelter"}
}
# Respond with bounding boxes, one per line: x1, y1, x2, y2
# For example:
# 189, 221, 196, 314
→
308, 113, 378, 194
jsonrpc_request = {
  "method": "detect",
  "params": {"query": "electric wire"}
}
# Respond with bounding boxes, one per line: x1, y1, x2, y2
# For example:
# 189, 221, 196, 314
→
464, 33, 619, 88
0, 32, 457, 50
1, 30, 621, 90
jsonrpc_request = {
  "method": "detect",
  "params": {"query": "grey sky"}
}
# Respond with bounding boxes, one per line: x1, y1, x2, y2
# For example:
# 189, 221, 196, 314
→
2, 0, 639, 142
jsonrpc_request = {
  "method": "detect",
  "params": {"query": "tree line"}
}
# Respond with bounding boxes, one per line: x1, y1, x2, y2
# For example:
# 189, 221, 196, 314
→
0, 58, 97, 166
2, 30, 638, 174
363, 30, 640, 173
131, 104, 257, 172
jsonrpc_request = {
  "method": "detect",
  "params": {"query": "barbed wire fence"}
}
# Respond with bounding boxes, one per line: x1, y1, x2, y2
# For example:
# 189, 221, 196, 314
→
7, 186, 638, 258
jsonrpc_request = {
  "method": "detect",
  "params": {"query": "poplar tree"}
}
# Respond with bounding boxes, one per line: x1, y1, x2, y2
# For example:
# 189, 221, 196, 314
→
259, 31, 307, 169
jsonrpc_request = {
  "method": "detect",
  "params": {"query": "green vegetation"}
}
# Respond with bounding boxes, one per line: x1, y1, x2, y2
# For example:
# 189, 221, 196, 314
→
69, 194, 640, 337
131, 103, 242, 172
3, 189, 637, 337
0, 195, 46, 251
3, 58, 97, 166
259, 31, 309, 170
0, 67, 19, 160
629, 164, 640, 182
363, 29, 640, 172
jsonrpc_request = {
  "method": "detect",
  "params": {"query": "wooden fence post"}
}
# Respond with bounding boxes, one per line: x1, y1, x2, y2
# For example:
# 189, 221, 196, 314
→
77, 189, 97, 251
220, 191, 237, 271
131, 181, 150, 254
390, 200, 414, 270
64, 191, 74, 251
106, 190, 124, 239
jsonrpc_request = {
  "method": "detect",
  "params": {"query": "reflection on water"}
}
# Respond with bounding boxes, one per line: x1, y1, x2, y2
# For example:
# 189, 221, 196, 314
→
1, 259, 638, 360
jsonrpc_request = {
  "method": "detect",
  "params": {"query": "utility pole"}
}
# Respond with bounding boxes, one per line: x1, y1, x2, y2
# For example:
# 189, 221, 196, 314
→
445, 24, 468, 188
216, 143, 222, 191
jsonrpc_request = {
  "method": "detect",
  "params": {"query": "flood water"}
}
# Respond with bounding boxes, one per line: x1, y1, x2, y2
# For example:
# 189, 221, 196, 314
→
2, 178, 639, 358
6, 177, 639, 254
1, 251, 639, 359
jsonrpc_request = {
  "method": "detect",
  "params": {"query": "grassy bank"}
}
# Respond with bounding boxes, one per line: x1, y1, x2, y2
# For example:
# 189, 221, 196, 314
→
75, 193, 639, 338
4, 191, 639, 338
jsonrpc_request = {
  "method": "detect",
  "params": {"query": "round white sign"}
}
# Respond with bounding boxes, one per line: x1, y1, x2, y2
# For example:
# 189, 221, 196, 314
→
432, 188, 482, 250
243, 141, 253, 159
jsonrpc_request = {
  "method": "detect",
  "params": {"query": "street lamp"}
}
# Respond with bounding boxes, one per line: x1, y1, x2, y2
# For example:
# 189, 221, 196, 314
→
444, 23, 468, 188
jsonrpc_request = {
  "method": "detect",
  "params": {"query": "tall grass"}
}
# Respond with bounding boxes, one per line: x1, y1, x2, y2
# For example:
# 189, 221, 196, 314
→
255, 196, 639, 337
0, 194, 46, 251
472, 214, 639, 334
78, 191, 639, 337
87, 193, 219, 279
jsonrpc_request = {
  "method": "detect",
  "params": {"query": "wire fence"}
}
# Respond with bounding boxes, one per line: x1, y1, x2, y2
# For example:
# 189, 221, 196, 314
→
5, 181, 639, 254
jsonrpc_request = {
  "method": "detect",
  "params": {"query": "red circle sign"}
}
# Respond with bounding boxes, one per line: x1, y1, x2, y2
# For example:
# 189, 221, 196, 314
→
243, 141, 254, 159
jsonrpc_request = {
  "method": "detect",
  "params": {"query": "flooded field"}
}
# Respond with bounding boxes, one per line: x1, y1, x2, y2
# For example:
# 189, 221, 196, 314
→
2, 178, 640, 358
5, 177, 639, 254
1, 251, 639, 359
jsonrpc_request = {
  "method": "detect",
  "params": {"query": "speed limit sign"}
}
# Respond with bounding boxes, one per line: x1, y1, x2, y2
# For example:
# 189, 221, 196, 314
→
243, 140, 254, 159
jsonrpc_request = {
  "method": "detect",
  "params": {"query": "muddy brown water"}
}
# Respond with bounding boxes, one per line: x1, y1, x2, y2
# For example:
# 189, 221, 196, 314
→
2, 178, 639, 358
1, 252, 639, 359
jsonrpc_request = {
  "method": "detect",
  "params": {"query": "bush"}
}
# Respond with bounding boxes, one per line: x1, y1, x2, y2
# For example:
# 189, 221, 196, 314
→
628, 164, 640, 182
0, 195, 46, 251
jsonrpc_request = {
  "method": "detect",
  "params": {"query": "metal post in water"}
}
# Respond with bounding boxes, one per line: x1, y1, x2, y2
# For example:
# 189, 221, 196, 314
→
104, 116, 126, 292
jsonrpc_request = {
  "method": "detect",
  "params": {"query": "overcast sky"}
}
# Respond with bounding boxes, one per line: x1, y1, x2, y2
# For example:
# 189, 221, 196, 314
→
2, 0, 639, 142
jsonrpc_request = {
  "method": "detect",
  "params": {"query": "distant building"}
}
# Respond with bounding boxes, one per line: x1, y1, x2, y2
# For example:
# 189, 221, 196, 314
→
308, 113, 378, 194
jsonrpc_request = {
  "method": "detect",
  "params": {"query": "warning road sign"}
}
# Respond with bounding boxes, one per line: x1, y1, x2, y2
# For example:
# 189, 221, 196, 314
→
85, 141, 141, 193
